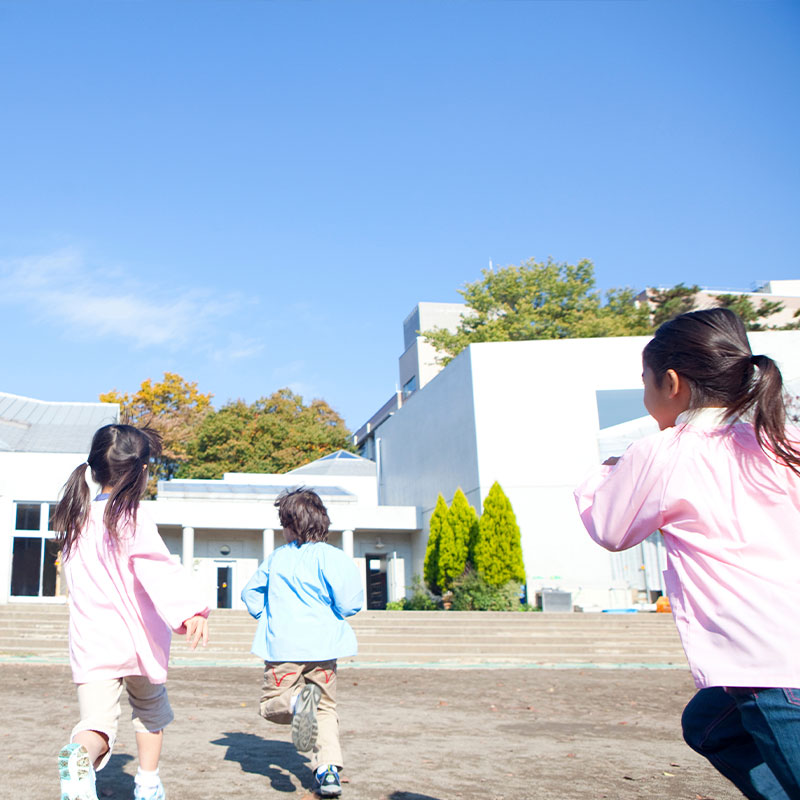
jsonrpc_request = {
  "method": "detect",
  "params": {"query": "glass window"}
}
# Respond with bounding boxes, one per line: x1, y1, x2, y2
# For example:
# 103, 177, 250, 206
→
10, 537, 42, 596
15, 503, 41, 531
47, 503, 58, 532
41, 540, 60, 597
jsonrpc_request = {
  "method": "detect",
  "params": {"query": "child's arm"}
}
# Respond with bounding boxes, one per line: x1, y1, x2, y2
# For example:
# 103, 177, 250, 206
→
128, 512, 210, 634
240, 561, 269, 619
574, 435, 667, 552
324, 550, 364, 618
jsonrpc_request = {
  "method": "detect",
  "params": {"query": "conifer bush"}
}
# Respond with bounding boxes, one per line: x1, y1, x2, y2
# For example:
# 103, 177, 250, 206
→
473, 481, 526, 587
437, 488, 479, 592
423, 494, 448, 595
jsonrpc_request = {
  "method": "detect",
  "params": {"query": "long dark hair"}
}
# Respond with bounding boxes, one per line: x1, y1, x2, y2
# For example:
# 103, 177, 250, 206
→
53, 424, 162, 556
643, 307, 800, 475
275, 488, 330, 544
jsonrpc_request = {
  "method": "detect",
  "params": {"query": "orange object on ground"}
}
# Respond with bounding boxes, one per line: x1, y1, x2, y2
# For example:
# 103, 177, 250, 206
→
656, 595, 672, 613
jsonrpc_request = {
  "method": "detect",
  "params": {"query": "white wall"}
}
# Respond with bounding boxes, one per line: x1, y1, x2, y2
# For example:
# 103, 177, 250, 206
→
0, 451, 92, 603
377, 330, 800, 610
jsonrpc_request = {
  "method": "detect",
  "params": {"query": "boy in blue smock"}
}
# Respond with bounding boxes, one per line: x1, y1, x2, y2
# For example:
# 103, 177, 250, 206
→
241, 488, 364, 797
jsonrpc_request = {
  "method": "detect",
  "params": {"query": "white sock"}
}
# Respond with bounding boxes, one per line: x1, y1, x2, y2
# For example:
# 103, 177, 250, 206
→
290, 690, 300, 712
135, 768, 160, 788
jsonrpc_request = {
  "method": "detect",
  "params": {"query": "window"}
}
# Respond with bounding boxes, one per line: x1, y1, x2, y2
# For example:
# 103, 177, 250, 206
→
10, 501, 62, 599
15, 503, 41, 531
402, 375, 418, 399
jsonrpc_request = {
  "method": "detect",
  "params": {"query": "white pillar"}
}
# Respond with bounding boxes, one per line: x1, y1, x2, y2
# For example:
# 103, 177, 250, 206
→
182, 526, 194, 572
262, 528, 274, 561
341, 529, 354, 558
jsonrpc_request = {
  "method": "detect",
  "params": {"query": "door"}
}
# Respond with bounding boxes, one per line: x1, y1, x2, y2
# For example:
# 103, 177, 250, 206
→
365, 554, 388, 610
216, 565, 233, 609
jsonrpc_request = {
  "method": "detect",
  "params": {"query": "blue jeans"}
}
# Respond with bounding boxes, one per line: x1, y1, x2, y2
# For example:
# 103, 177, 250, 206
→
682, 687, 800, 800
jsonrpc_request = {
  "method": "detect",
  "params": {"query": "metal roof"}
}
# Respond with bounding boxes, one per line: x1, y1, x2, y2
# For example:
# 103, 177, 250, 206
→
158, 480, 356, 501
0, 392, 119, 453
288, 449, 377, 477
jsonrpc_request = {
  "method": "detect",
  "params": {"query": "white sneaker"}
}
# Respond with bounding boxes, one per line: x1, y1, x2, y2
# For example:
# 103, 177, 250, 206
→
133, 781, 166, 800
58, 743, 98, 800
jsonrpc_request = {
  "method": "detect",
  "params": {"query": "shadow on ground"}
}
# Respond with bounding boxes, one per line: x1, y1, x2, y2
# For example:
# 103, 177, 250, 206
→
211, 731, 312, 792
95, 753, 135, 798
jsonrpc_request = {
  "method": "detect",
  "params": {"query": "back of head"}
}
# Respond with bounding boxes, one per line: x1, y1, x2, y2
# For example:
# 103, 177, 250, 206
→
275, 488, 330, 544
643, 307, 800, 474
54, 424, 162, 555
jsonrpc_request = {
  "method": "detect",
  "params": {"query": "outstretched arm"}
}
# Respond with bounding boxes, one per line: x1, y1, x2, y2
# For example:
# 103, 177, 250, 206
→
241, 561, 270, 619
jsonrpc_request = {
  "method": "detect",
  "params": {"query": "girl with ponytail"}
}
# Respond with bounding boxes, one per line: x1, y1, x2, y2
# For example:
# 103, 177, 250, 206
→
575, 308, 800, 799
53, 424, 210, 800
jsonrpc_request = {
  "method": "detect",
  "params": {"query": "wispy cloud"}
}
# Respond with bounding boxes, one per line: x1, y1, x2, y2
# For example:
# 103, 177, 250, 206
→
0, 248, 263, 358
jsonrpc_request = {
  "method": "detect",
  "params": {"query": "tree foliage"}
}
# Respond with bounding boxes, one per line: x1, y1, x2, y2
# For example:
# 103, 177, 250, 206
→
100, 372, 213, 494
434, 488, 479, 593
423, 494, 449, 595
422, 258, 651, 362
714, 293, 786, 331
473, 482, 526, 587
648, 283, 700, 327
177, 388, 353, 478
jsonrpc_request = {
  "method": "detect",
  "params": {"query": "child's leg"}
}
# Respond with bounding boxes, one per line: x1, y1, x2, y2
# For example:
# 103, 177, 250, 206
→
728, 687, 800, 799
304, 660, 342, 770
72, 679, 124, 770
260, 661, 305, 723
125, 676, 174, 794
682, 687, 790, 800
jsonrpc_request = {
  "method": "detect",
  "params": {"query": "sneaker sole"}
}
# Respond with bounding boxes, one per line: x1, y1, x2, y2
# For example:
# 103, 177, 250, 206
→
292, 684, 322, 751
58, 743, 94, 800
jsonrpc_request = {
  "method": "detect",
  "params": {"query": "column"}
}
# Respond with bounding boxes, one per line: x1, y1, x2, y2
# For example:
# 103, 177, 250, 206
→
182, 526, 195, 573
341, 529, 354, 558
262, 528, 275, 561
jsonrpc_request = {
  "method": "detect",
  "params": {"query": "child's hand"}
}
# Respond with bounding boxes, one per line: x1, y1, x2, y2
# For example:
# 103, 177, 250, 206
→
184, 615, 209, 649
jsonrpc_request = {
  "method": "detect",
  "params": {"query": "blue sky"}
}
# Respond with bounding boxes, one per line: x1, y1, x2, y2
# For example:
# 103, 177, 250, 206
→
1, 0, 798, 429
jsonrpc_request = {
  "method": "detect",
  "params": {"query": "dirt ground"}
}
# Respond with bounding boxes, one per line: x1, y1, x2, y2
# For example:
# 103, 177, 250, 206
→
5, 664, 742, 800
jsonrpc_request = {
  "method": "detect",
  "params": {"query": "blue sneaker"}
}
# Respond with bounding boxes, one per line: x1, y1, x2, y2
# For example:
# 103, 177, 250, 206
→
291, 683, 322, 752
133, 780, 166, 800
58, 743, 98, 800
313, 765, 342, 797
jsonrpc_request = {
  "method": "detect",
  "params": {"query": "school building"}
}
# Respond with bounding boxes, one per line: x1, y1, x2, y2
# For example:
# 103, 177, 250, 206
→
0, 391, 419, 610
354, 293, 800, 611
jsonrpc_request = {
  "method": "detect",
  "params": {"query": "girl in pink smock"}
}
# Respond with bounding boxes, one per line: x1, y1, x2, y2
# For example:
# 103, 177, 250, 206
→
53, 424, 210, 800
575, 308, 800, 800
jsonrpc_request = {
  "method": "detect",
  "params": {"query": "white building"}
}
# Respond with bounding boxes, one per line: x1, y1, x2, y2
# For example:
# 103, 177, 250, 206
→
356, 303, 800, 611
0, 392, 119, 603
0, 391, 420, 609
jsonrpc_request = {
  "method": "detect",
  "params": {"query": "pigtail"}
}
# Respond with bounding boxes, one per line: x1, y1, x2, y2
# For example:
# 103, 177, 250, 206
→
53, 463, 92, 558
737, 354, 800, 476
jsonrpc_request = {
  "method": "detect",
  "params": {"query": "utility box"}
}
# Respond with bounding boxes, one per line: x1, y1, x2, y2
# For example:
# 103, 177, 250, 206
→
539, 588, 573, 613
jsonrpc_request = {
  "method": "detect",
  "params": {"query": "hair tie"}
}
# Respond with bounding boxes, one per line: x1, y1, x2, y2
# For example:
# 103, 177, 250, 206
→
750, 354, 760, 365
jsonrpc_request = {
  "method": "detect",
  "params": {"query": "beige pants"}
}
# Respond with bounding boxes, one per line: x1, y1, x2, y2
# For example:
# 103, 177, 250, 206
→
260, 660, 342, 769
72, 677, 174, 771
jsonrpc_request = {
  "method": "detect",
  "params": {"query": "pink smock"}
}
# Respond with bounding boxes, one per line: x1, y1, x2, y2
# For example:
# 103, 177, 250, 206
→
63, 500, 209, 685
575, 408, 800, 689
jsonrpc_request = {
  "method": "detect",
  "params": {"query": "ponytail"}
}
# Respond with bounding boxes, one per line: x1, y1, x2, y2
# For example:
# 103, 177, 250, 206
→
53, 463, 92, 558
732, 353, 800, 475
644, 308, 800, 476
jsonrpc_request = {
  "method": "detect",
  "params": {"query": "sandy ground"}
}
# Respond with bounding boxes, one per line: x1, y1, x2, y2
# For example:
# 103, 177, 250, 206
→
5, 663, 742, 800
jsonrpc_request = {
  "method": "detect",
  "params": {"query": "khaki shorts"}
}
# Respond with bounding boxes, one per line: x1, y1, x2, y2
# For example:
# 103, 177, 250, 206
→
72, 677, 174, 771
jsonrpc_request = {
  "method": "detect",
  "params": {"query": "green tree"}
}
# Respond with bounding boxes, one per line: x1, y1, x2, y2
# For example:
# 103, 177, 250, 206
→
423, 494, 449, 595
422, 258, 650, 363
714, 293, 785, 331
436, 488, 479, 592
100, 372, 213, 494
473, 482, 526, 587
178, 388, 353, 478
648, 283, 700, 327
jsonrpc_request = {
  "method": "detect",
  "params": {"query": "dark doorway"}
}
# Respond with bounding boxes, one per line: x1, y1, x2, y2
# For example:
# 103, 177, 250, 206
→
365, 554, 388, 610
11, 537, 42, 596
217, 566, 232, 609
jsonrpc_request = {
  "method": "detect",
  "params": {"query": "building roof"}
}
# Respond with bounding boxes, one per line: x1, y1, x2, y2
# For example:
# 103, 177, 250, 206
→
157, 480, 356, 502
287, 449, 377, 477
0, 392, 119, 453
